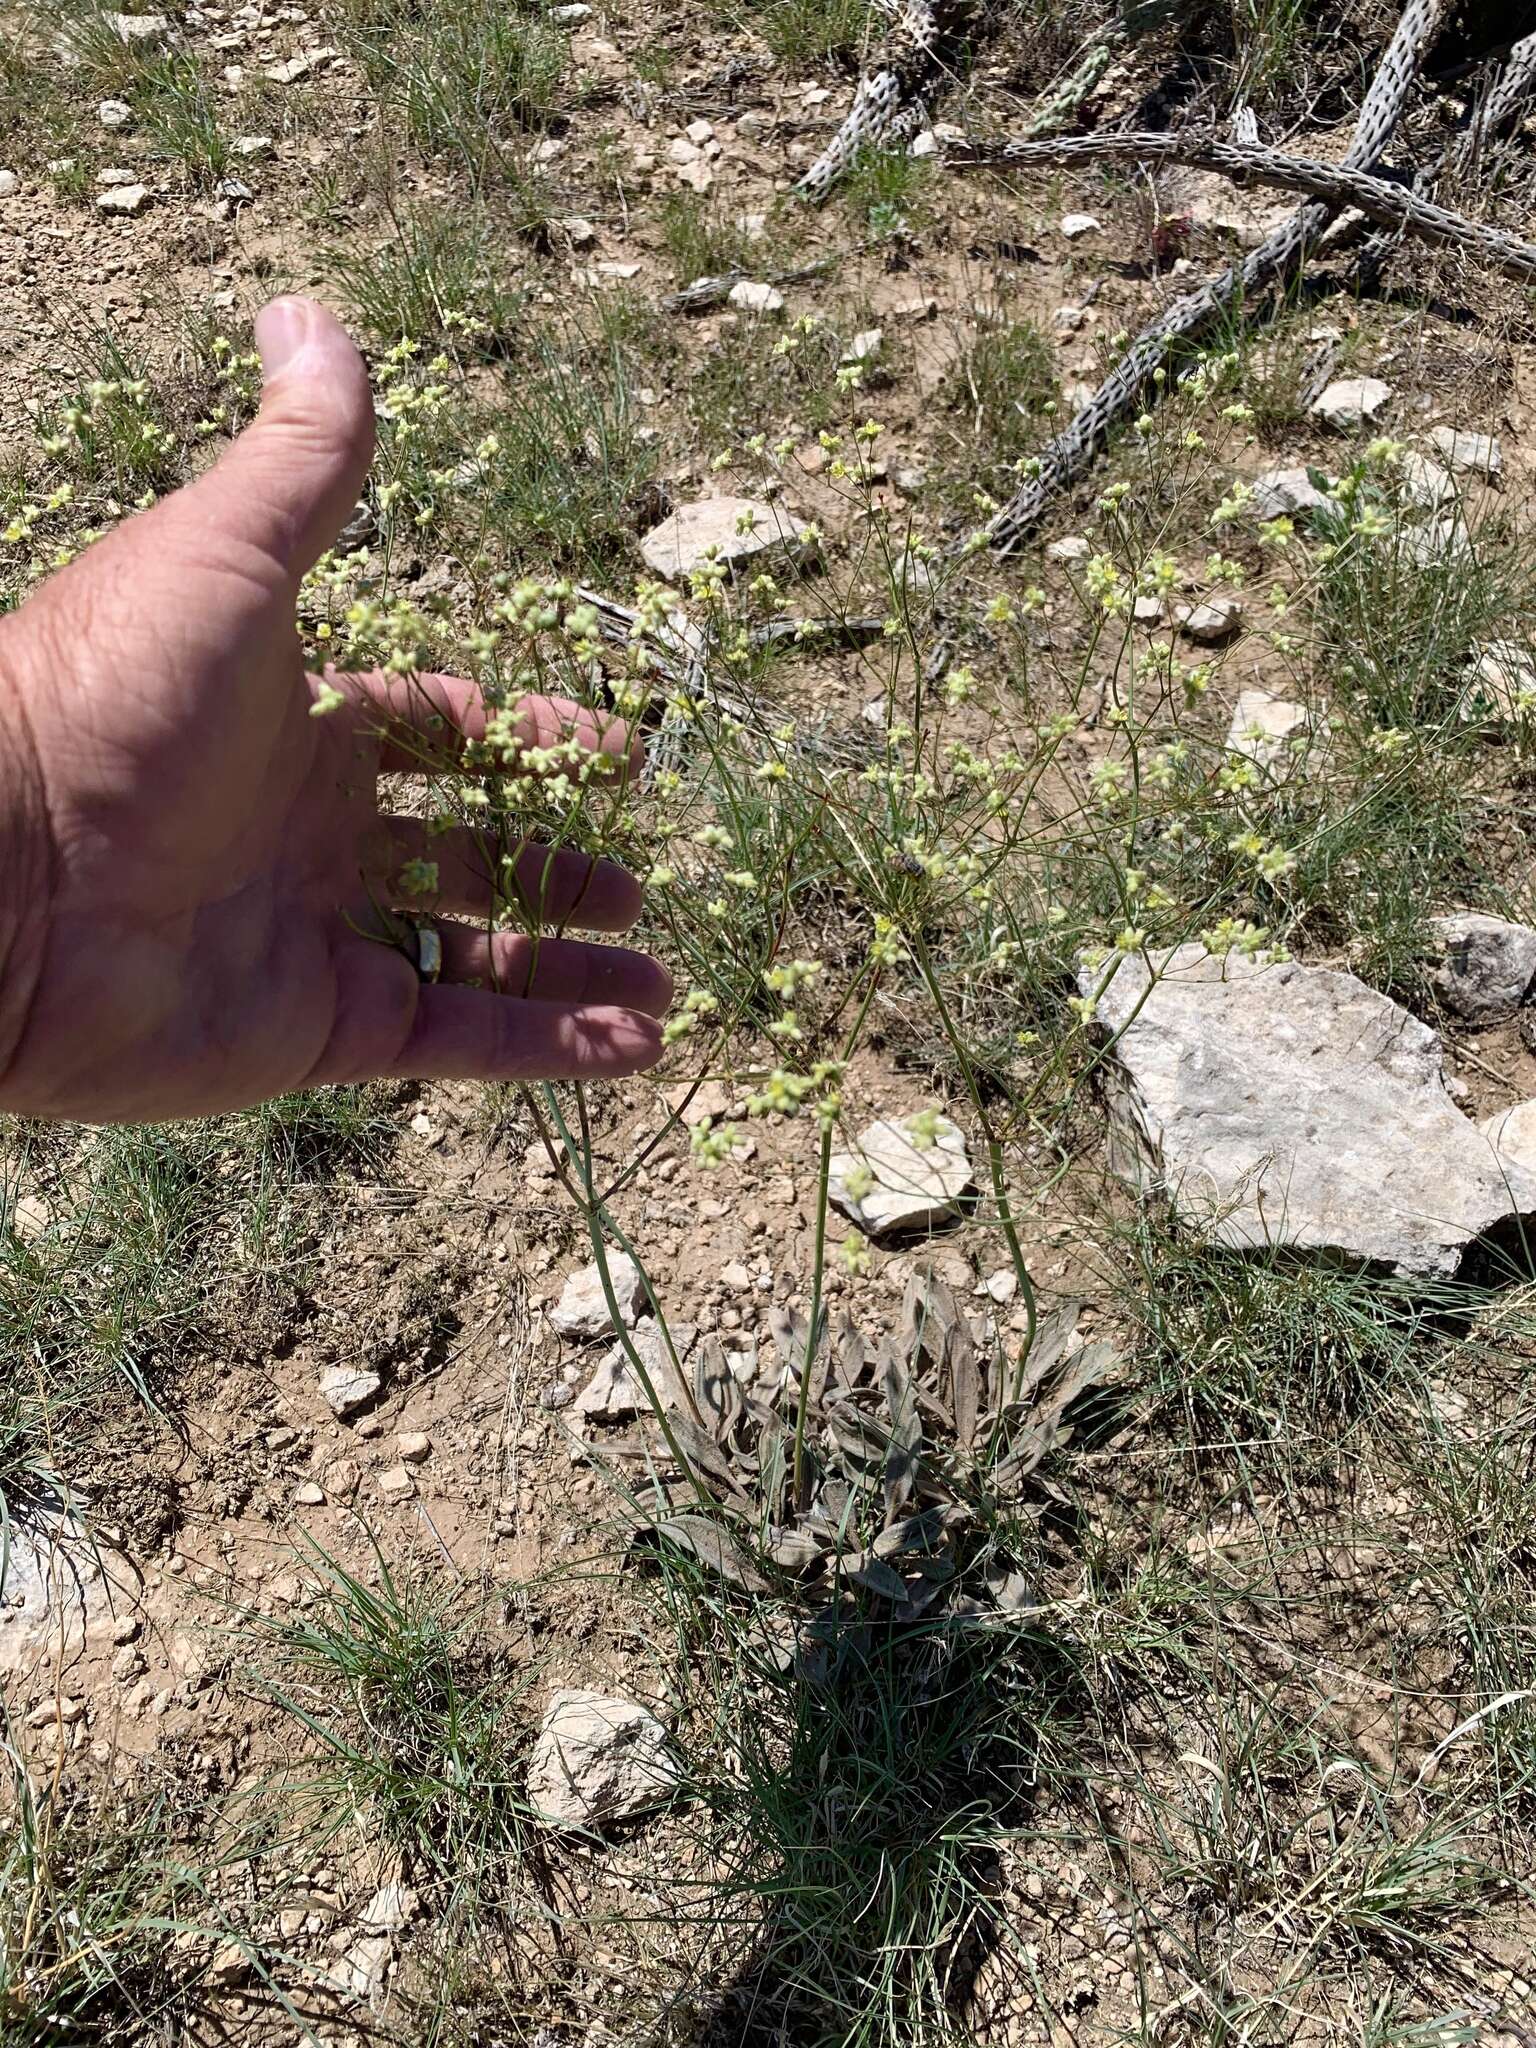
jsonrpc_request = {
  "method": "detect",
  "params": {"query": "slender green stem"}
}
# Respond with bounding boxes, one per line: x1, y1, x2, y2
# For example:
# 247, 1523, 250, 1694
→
791, 1118, 835, 1511
539, 1084, 714, 1512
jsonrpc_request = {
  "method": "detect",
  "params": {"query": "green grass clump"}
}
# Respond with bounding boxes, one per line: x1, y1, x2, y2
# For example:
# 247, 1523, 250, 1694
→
331, 0, 567, 175
0, 1090, 389, 1519
940, 319, 1059, 484
748, 0, 875, 69
249, 1537, 539, 1920
660, 190, 758, 288
0, 1759, 250, 2045
329, 209, 529, 348
665, 1586, 1081, 2046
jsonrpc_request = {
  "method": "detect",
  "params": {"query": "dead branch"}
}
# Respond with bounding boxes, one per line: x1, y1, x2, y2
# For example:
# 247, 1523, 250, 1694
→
1352, 28, 1536, 274
960, 0, 1451, 558
945, 132, 1536, 283
793, 3, 1114, 205
794, 0, 947, 206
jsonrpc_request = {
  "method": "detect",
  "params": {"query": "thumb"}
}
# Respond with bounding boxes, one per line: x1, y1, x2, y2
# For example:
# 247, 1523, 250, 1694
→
181, 296, 375, 583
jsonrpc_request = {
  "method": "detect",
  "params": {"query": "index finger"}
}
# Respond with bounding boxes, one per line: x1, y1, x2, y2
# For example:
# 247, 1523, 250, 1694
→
327, 671, 645, 780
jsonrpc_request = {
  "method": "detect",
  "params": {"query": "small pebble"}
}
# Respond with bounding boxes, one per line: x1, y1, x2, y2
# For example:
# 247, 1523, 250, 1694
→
727, 279, 785, 315
96, 182, 150, 214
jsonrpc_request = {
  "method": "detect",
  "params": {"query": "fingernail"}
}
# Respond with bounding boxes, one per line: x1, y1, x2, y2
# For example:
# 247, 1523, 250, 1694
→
254, 297, 311, 381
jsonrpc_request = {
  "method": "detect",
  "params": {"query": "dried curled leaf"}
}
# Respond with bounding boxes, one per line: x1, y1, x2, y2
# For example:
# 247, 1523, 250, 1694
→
642, 1514, 774, 1594
692, 1335, 743, 1440
993, 1334, 1116, 1487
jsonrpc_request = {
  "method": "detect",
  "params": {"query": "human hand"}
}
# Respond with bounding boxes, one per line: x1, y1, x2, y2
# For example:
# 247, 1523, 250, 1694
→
0, 297, 669, 1122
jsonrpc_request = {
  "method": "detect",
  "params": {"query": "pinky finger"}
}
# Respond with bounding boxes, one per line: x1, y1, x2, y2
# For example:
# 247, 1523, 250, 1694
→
382, 985, 664, 1083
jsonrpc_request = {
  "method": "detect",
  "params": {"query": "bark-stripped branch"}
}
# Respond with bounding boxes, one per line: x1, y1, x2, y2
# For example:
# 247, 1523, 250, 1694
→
794, 3, 1115, 205
959, 0, 1451, 557
945, 132, 1536, 283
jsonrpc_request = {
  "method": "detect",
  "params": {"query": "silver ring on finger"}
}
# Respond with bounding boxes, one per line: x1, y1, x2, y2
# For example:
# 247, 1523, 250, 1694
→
410, 917, 442, 985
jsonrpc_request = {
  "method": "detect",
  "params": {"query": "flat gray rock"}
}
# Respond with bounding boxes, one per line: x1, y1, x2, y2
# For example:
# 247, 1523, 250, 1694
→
1176, 597, 1242, 645
1249, 465, 1330, 521
1311, 377, 1391, 429
107, 10, 169, 42
318, 1364, 381, 1417
95, 182, 149, 214
1482, 1100, 1536, 1176
575, 1315, 696, 1420
1429, 912, 1536, 1023
1399, 451, 1457, 510
726, 279, 784, 314
1082, 945, 1536, 1278
550, 1254, 645, 1341
0, 1515, 125, 1678
1430, 425, 1501, 478
1225, 687, 1310, 769
1467, 641, 1536, 720
829, 1115, 973, 1240
526, 1689, 677, 1830
639, 497, 799, 581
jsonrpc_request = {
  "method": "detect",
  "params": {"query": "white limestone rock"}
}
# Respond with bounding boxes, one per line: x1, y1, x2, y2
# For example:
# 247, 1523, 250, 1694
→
107, 11, 169, 44
829, 1116, 973, 1240
1481, 1100, 1536, 1177
639, 496, 800, 581
526, 1689, 678, 1830
1311, 377, 1391, 430
575, 1316, 696, 1420
1398, 451, 1457, 510
318, 1364, 381, 1417
1225, 687, 1310, 769
1428, 911, 1536, 1023
1081, 944, 1536, 1278
1249, 465, 1331, 521
727, 279, 785, 314
262, 48, 337, 83
0, 1514, 122, 1678
1403, 513, 1473, 568
550, 1254, 645, 1341
1173, 169, 1295, 248
96, 182, 150, 213
1467, 641, 1536, 721
1176, 597, 1243, 644
1430, 425, 1501, 478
